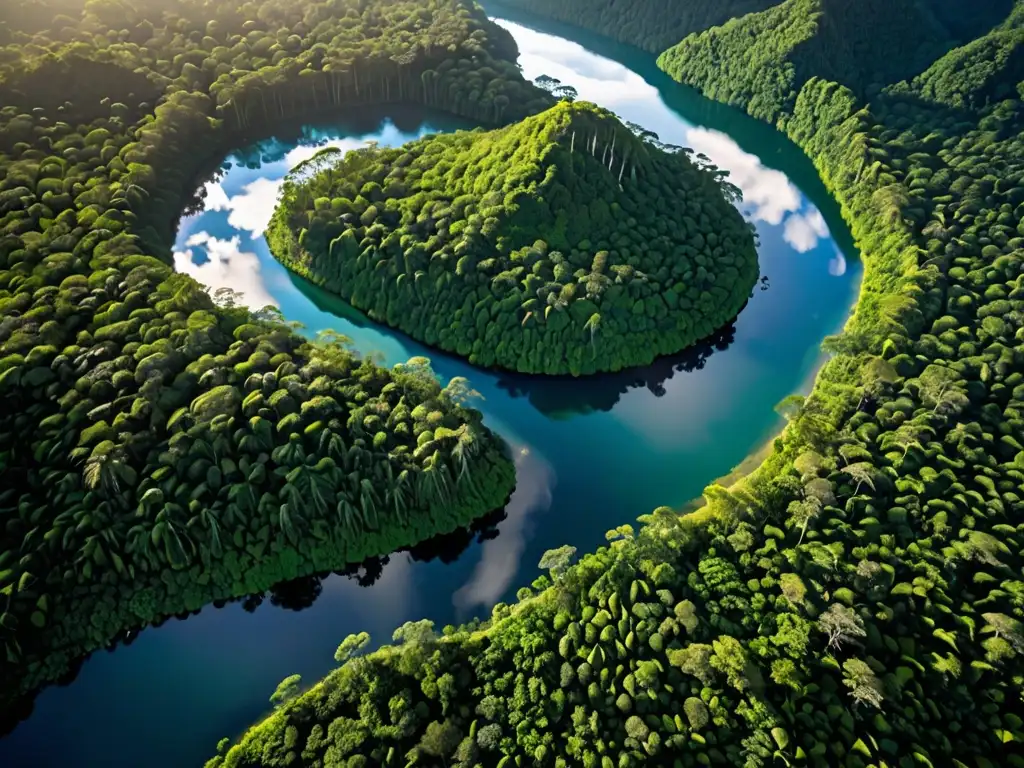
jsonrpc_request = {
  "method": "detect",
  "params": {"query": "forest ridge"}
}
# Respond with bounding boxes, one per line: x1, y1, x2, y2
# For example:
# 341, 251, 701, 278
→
213, 0, 1024, 766
0, 1, 1021, 767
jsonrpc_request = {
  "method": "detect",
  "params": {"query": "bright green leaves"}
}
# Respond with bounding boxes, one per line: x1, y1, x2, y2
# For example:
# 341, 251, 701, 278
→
270, 102, 757, 375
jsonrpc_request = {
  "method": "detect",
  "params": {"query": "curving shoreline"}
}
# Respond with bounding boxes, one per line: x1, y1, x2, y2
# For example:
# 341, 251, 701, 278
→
211, 3, 1024, 766
0, 0, 538, 712
4, 3, 876, 765
266, 101, 759, 376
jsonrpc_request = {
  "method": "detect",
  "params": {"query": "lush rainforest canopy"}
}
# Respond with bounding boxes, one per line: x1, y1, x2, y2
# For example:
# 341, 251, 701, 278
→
0, 0, 551, 711
268, 100, 758, 375
211, 1, 1024, 767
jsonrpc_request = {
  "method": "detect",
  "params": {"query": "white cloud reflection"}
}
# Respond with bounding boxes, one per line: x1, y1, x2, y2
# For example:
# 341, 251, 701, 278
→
828, 249, 848, 277
494, 19, 657, 108
201, 179, 231, 212
284, 137, 381, 168
196, 178, 283, 237
226, 177, 284, 237
684, 127, 801, 225
453, 445, 554, 613
783, 207, 830, 253
172, 231, 278, 310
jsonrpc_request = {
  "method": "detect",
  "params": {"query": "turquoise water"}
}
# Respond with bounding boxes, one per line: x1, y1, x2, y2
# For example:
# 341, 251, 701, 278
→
0, 11, 860, 768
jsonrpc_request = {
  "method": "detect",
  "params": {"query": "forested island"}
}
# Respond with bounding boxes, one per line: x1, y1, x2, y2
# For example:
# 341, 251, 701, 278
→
210, 1, 1024, 767
0, 0, 556, 709
1, 0, 1022, 765
267, 101, 758, 375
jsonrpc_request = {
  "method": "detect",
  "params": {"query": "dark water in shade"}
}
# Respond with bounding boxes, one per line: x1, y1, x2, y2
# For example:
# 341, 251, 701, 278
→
0, 10, 861, 768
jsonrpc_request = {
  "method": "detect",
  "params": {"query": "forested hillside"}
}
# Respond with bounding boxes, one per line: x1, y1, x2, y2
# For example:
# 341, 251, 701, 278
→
905, 4, 1024, 110
657, 0, 954, 123
494, 0, 779, 53
267, 101, 758, 375
0, 0, 553, 710
213, 2, 1024, 767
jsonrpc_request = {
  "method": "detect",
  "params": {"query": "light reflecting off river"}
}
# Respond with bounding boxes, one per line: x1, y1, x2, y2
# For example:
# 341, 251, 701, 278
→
454, 446, 556, 612
0, 10, 861, 768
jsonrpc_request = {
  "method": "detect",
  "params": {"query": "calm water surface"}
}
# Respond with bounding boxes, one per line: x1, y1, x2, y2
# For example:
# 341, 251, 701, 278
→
0, 12, 860, 767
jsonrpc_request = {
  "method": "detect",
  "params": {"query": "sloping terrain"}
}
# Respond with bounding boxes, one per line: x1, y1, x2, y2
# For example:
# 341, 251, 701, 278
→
269, 101, 758, 375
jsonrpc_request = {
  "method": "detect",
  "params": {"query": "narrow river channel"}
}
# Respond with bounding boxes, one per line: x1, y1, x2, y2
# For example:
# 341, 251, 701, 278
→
0, 8, 861, 767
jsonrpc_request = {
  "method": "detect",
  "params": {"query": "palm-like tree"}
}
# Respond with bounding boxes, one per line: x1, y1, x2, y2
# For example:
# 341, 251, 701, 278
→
83, 443, 136, 494
386, 468, 411, 520
451, 426, 476, 483
126, 523, 157, 566
189, 507, 224, 558
359, 478, 380, 529
277, 503, 303, 546
227, 482, 258, 523
841, 462, 876, 496
151, 504, 194, 569
583, 313, 602, 357
319, 429, 348, 463
238, 416, 275, 454
272, 433, 307, 468
336, 494, 362, 535
422, 461, 452, 506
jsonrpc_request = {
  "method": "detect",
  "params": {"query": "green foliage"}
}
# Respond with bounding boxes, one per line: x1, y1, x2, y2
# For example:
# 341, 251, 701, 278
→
268, 100, 758, 375
658, 0, 955, 122
335, 631, 371, 665
498, 0, 781, 53
211, 1, 1024, 767
269, 674, 301, 709
0, 0, 524, 708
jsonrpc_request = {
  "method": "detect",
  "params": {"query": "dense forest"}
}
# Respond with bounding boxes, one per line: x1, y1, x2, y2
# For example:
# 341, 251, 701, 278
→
268, 100, 757, 375
0, 0, 562, 709
495, 0, 1018, 56
492, 0, 780, 53
212, 2, 1024, 768
656, 0, 959, 122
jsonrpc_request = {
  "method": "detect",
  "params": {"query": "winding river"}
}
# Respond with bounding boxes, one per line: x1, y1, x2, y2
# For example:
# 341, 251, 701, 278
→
0, 8, 861, 768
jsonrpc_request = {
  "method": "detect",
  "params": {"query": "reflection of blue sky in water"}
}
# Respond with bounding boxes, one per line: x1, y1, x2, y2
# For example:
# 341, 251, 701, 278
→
174, 123, 445, 311
454, 445, 555, 613
163, 23, 863, 617
498, 19, 835, 255
0, 16, 863, 768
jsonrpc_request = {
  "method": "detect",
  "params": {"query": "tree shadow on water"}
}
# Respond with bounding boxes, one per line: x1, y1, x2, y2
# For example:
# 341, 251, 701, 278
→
292, 271, 739, 418
495, 321, 737, 418
0, 505, 506, 736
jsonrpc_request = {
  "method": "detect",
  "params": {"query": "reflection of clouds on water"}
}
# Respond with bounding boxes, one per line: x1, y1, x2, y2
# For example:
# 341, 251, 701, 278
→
494, 19, 656, 107
172, 232, 278, 310
220, 177, 283, 237
829, 249, 848, 277
319, 552, 414, 633
194, 178, 282, 237
783, 207, 829, 253
200, 180, 231, 212
199, 123, 447, 240
682, 128, 837, 260
453, 445, 555, 613
285, 135, 392, 168
684, 127, 800, 225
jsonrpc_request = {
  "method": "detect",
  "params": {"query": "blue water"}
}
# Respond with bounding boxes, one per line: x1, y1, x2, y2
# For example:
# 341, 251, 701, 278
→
0, 13, 860, 768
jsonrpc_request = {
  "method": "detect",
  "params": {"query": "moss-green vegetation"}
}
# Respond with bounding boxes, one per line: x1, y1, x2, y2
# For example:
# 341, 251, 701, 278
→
212, 2, 1024, 767
657, 0, 956, 123
268, 101, 758, 375
495, 0, 781, 53
0, 0, 546, 708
